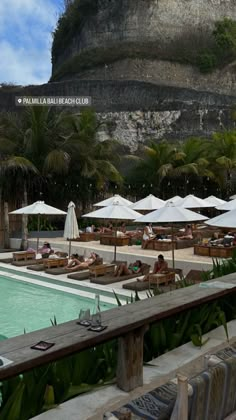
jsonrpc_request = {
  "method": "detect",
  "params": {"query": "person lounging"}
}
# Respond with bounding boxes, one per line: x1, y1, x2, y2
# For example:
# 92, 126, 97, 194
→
38, 242, 54, 257
65, 252, 99, 271
177, 224, 193, 240
114, 260, 143, 277
138, 254, 168, 281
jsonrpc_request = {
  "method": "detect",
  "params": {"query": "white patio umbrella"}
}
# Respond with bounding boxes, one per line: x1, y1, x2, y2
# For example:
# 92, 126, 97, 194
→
204, 195, 226, 206
166, 195, 182, 204
94, 194, 133, 207
206, 208, 236, 229
176, 194, 214, 208
131, 194, 165, 211
135, 202, 208, 268
82, 199, 141, 261
9, 201, 67, 251
216, 199, 236, 211
229, 194, 236, 200
64, 201, 79, 257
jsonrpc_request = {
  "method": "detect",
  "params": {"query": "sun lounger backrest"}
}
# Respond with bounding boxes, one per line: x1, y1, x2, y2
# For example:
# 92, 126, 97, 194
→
140, 263, 151, 275
90, 257, 103, 266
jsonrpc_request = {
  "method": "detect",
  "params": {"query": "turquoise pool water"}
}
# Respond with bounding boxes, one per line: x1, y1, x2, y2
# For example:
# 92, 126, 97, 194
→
0, 275, 113, 338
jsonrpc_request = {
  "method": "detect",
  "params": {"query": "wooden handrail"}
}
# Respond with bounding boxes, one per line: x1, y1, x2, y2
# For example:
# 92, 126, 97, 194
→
0, 273, 236, 390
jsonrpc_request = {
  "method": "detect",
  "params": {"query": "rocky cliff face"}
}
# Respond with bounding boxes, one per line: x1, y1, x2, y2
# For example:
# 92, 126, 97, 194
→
52, 0, 236, 87
0, 0, 235, 150
1, 80, 235, 151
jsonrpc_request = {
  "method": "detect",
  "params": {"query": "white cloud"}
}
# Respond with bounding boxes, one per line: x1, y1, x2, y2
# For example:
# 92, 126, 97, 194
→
0, 41, 51, 85
0, 0, 62, 85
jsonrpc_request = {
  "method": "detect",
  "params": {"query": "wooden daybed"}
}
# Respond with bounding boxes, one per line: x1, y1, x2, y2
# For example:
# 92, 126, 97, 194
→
123, 271, 175, 291
72, 232, 100, 242
194, 244, 236, 258
91, 263, 151, 285
100, 234, 130, 246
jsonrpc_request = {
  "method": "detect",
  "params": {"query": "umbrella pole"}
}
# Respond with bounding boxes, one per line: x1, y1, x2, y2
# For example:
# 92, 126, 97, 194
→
37, 215, 40, 252
69, 240, 71, 258
114, 223, 117, 262
171, 224, 175, 268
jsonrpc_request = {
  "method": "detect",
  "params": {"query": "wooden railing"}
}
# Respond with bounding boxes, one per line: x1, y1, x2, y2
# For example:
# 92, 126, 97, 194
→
0, 273, 236, 391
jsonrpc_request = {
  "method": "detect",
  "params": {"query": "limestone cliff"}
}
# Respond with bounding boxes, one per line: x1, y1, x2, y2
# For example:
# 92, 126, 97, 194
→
51, 0, 236, 97
1, 0, 236, 150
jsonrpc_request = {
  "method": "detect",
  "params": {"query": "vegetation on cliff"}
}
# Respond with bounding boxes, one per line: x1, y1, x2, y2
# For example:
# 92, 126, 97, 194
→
197, 18, 236, 72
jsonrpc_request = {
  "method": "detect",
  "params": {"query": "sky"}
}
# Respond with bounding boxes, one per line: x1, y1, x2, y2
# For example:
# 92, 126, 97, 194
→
0, 0, 63, 86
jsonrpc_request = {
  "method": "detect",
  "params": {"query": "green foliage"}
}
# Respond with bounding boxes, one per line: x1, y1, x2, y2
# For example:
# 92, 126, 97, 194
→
196, 18, 236, 73
197, 50, 217, 73
27, 216, 56, 232
203, 251, 236, 280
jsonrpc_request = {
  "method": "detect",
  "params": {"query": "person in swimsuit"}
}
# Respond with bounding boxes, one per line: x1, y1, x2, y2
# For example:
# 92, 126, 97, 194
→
114, 260, 142, 277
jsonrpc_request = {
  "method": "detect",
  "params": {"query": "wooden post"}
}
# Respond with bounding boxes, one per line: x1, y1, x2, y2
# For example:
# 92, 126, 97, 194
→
170, 374, 188, 420
21, 185, 28, 250
4, 201, 10, 249
116, 325, 148, 392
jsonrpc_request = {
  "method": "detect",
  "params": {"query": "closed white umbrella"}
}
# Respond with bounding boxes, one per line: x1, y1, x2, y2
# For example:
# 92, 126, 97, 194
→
206, 208, 236, 228
83, 199, 141, 261
216, 199, 236, 211
64, 201, 79, 256
131, 194, 165, 211
94, 194, 133, 207
9, 201, 67, 251
204, 195, 226, 206
176, 194, 214, 208
135, 201, 208, 267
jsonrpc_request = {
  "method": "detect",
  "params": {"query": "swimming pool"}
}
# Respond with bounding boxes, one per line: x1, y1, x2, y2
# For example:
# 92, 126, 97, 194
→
0, 271, 115, 338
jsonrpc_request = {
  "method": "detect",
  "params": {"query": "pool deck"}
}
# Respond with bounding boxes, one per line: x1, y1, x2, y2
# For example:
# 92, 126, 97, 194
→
2, 235, 216, 303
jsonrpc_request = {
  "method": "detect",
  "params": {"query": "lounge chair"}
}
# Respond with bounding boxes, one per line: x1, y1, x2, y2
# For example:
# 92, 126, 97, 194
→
46, 256, 104, 277
122, 280, 150, 291
185, 269, 205, 284
123, 267, 177, 291
13, 259, 42, 267
91, 263, 150, 285
67, 270, 90, 280
0, 258, 13, 264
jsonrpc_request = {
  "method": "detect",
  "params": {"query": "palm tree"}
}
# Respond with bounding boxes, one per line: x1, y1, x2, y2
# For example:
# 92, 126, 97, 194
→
125, 141, 179, 198
206, 130, 236, 197
172, 138, 214, 196
0, 107, 122, 209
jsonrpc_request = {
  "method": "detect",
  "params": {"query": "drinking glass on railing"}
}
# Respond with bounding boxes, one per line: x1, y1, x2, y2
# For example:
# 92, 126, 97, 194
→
78, 309, 91, 326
